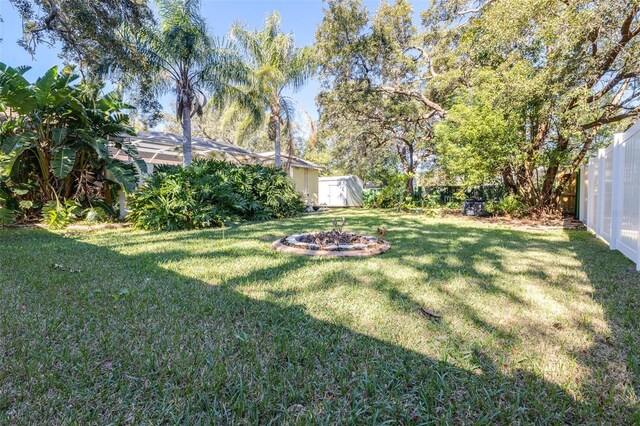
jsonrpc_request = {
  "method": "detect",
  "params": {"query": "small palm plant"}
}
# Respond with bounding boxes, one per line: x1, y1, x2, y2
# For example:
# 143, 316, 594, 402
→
229, 12, 314, 168
117, 0, 248, 166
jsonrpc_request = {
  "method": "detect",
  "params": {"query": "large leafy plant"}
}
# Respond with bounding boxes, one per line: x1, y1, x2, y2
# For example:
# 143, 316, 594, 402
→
0, 63, 145, 224
127, 160, 304, 230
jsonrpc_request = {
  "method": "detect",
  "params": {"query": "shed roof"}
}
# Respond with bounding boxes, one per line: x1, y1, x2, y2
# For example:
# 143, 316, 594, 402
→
319, 175, 362, 181
256, 151, 323, 170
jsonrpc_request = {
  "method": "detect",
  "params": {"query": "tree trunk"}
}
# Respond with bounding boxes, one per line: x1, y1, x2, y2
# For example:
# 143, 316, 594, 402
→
182, 102, 192, 167
396, 141, 415, 197
553, 170, 575, 203
271, 110, 282, 169
406, 144, 415, 197
540, 164, 559, 208
35, 146, 54, 201
501, 165, 517, 194
406, 173, 414, 197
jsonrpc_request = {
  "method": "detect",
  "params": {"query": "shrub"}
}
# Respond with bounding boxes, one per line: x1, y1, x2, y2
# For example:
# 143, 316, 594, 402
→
364, 174, 412, 209
363, 188, 380, 208
486, 194, 524, 217
127, 160, 304, 230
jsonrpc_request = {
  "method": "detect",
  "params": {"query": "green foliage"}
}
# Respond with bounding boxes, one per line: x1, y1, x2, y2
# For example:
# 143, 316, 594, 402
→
486, 194, 524, 217
317, 0, 640, 210
435, 87, 520, 189
315, 0, 437, 187
127, 160, 304, 230
0, 206, 16, 227
362, 189, 379, 208
42, 200, 82, 229
0, 189, 16, 227
0, 63, 143, 226
83, 205, 110, 223
364, 174, 412, 209
429, 0, 640, 209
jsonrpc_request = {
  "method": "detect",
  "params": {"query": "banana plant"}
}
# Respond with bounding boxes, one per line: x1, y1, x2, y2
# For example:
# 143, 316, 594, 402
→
0, 63, 145, 211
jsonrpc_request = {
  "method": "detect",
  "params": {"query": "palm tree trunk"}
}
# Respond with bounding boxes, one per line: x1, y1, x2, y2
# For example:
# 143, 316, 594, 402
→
182, 103, 192, 167
271, 104, 282, 168
273, 122, 282, 168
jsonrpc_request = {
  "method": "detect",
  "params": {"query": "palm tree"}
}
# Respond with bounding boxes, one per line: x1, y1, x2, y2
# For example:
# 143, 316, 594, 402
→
230, 12, 313, 168
117, 0, 246, 166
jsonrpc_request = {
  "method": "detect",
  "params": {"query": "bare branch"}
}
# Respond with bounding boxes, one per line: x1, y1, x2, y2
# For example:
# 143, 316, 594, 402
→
457, 0, 496, 16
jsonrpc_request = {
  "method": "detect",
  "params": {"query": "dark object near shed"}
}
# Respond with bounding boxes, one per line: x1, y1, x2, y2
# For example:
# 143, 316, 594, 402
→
462, 200, 489, 216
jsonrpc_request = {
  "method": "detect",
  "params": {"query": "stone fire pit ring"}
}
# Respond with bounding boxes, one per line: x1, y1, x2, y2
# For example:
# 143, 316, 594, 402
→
272, 232, 391, 257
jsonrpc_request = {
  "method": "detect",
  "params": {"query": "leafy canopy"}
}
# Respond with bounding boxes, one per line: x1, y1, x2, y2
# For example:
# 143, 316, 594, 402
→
7, 0, 153, 72
315, 0, 439, 192
428, 0, 640, 208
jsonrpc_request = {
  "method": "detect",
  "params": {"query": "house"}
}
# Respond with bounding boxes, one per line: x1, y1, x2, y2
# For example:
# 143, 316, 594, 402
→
110, 132, 322, 207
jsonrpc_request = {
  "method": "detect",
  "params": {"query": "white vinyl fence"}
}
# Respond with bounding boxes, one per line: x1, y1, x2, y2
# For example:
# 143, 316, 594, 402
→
579, 121, 640, 270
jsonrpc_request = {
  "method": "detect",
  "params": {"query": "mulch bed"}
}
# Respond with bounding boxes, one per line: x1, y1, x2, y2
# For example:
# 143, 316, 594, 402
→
449, 212, 586, 229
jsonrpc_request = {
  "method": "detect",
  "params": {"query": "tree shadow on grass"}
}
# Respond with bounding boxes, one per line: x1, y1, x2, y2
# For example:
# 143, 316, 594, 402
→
563, 230, 640, 417
0, 223, 636, 423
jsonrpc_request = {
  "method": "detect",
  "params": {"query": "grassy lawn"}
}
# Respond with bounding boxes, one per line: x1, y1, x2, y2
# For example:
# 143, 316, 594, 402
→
1, 210, 639, 424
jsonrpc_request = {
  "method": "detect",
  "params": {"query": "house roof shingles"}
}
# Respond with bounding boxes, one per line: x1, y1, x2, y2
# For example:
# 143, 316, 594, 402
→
110, 132, 322, 170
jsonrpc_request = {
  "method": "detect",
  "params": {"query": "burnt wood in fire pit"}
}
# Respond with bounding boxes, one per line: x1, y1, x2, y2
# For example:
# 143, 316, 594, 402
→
272, 230, 391, 257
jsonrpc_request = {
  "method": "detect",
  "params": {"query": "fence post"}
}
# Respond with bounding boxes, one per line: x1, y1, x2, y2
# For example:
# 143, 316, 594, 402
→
587, 159, 595, 231
596, 149, 605, 237
580, 165, 588, 223
610, 133, 624, 250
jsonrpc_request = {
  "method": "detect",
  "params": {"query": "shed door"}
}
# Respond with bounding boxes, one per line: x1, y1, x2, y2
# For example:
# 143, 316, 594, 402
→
328, 182, 346, 206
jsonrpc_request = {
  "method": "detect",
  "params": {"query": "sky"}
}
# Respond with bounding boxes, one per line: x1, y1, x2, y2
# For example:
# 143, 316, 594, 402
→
0, 0, 407, 125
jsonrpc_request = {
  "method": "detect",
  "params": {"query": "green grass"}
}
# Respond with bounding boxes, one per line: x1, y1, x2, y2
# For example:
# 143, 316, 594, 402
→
1, 210, 639, 424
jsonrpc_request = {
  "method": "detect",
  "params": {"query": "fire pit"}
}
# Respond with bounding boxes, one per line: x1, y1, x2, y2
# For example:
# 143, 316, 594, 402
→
272, 220, 390, 257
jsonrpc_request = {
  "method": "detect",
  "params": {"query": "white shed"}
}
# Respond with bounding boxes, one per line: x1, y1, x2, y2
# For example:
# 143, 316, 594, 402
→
318, 176, 364, 207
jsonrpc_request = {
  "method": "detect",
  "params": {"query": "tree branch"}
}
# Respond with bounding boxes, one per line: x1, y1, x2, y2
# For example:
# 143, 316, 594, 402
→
377, 85, 446, 115
581, 106, 640, 130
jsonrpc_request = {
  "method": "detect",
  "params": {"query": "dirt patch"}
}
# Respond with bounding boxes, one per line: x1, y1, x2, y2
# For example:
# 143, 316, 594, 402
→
450, 212, 585, 230
66, 222, 132, 231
